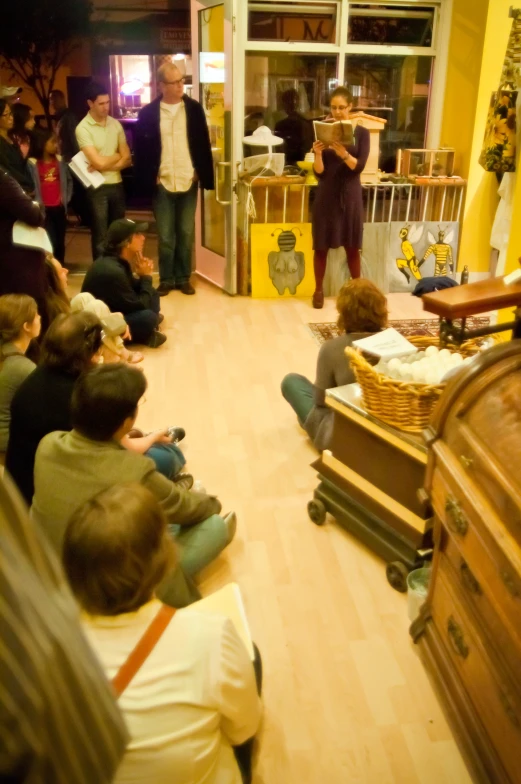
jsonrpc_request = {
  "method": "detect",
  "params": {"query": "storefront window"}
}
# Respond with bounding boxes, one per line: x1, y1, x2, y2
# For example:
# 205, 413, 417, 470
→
245, 52, 337, 154
248, 2, 338, 43
345, 53, 433, 171
348, 4, 434, 47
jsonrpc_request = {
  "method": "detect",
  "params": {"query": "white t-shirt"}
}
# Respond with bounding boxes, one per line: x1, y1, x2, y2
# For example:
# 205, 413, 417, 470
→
159, 101, 195, 192
82, 599, 262, 784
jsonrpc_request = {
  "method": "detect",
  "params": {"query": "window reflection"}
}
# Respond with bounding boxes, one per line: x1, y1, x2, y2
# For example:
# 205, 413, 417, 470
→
346, 54, 433, 171
348, 4, 434, 47
248, 1, 338, 43
245, 53, 337, 163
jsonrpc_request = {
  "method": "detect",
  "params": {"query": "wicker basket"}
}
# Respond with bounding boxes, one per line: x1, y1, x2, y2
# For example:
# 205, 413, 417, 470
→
345, 334, 494, 433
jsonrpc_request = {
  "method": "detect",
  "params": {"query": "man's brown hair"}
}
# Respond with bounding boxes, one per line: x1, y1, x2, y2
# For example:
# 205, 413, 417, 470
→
336, 278, 388, 334
63, 484, 177, 616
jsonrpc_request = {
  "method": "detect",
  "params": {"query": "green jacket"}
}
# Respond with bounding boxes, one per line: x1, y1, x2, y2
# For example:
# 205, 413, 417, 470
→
32, 430, 221, 554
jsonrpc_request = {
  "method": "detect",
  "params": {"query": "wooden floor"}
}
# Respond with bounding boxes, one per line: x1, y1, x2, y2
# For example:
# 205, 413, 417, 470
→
74, 273, 473, 784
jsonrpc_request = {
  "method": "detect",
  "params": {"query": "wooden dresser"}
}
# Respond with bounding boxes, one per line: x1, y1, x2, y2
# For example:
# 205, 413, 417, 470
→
411, 341, 521, 783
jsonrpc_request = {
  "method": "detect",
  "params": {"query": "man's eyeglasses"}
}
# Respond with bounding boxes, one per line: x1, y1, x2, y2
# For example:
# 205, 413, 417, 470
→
162, 78, 185, 87
1, 111, 13, 118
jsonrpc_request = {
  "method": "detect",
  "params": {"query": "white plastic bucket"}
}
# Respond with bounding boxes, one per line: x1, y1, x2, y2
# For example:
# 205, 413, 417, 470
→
407, 567, 431, 622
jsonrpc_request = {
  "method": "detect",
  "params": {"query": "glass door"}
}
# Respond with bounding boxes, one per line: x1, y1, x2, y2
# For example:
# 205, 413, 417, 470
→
191, 0, 237, 293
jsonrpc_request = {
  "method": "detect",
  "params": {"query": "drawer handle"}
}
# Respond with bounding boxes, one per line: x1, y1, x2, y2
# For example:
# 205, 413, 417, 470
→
445, 496, 468, 537
447, 616, 469, 659
499, 691, 521, 729
460, 562, 482, 595
501, 569, 520, 598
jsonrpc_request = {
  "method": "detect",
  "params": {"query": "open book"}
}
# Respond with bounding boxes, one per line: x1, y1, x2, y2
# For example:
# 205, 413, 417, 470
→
12, 221, 53, 254
313, 120, 353, 147
185, 582, 254, 660
352, 328, 418, 360
69, 151, 105, 189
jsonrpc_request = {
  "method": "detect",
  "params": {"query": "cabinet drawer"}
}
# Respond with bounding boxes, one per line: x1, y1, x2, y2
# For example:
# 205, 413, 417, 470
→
444, 418, 521, 542
431, 563, 521, 781
440, 533, 521, 683
431, 466, 521, 641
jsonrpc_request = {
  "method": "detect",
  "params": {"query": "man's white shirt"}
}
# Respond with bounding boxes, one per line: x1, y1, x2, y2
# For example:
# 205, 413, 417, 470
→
159, 101, 194, 193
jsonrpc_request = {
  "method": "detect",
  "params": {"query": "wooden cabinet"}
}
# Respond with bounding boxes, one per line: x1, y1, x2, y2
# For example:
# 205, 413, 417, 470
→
412, 341, 521, 783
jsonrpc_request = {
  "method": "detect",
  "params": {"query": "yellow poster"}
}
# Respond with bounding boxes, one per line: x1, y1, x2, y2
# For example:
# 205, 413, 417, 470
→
251, 223, 315, 298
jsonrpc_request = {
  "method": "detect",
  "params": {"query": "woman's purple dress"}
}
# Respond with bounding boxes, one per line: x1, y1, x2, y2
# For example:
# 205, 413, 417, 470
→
312, 124, 370, 251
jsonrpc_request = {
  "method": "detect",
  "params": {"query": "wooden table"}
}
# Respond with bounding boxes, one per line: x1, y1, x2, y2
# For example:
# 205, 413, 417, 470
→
422, 276, 521, 343
308, 384, 433, 591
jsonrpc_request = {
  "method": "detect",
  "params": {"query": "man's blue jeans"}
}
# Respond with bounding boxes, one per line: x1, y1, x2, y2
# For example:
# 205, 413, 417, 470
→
153, 182, 198, 286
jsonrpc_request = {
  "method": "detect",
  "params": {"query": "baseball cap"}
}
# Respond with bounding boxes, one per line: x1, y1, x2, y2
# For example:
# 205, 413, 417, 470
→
105, 218, 149, 245
0, 86, 22, 98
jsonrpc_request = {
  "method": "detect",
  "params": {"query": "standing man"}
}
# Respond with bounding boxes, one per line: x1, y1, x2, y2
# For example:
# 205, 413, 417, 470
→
136, 63, 214, 296
75, 82, 131, 259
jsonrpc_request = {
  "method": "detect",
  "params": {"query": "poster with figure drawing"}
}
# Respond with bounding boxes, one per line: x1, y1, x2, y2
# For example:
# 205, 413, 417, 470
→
251, 223, 315, 298
388, 221, 459, 293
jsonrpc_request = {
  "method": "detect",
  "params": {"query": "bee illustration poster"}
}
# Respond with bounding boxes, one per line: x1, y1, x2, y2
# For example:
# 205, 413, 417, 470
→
251, 223, 315, 298
388, 221, 460, 293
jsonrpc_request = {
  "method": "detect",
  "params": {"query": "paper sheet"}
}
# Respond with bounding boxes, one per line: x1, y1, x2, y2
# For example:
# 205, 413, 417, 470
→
12, 221, 53, 254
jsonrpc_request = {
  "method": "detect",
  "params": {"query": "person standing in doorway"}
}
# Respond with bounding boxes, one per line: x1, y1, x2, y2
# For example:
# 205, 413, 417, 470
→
75, 82, 131, 259
136, 63, 214, 296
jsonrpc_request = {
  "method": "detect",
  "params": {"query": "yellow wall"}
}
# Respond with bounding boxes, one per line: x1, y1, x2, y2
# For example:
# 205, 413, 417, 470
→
441, 0, 514, 272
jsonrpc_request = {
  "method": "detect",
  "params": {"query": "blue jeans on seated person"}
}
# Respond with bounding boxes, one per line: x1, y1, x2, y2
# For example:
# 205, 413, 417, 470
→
145, 443, 185, 479
281, 373, 315, 427
154, 182, 198, 286
169, 514, 229, 577
124, 291, 161, 344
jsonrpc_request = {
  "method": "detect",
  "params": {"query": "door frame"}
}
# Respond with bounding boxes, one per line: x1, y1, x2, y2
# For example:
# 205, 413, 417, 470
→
191, 0, 238, 294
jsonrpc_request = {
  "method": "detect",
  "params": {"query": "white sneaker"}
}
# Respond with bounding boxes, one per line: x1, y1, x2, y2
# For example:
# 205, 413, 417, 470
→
223, 511, 237, 545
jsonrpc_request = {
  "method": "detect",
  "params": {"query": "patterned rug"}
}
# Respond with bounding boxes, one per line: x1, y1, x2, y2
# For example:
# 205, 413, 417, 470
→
308, 316, 491, 345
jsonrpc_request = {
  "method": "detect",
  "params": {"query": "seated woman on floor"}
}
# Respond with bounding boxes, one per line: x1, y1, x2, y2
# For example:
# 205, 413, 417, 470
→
63, 483, 262, 784
0, 294, 41, 453
281, 278, 388, 451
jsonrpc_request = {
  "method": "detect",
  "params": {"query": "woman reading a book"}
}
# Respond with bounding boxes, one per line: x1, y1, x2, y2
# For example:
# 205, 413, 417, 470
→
281, 279, 387, 450
311, 86, 370, 309
64, 483, 262, 784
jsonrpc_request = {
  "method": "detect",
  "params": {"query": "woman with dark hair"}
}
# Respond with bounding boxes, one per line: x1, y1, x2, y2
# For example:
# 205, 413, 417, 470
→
5, 311, 103, 504
281, 279, 388, 450
0, 98, 34, 194
10, 103, 36, 159
0, 294, 41, 452
63, 483, 262, 784
311, 86, 370, 308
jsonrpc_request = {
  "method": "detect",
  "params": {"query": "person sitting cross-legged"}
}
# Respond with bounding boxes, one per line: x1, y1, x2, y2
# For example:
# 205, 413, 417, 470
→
32, 363, 237, 607
63, 483, 262, 784
82, 218, 166, 349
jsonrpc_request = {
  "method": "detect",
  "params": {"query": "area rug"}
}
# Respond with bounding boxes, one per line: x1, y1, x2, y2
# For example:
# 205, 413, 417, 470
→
308, 316, 491, 345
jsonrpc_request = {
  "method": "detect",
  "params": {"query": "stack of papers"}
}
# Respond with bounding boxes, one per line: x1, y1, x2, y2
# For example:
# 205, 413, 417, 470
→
12, 221, 53, 254
352, 328, 418, 360
69, 151, 105, 189
184, 582, 254, 660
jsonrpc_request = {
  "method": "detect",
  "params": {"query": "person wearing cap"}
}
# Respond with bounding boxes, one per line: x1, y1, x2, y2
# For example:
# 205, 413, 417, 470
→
82, 218, 165, 348
0, 85, 22, 104
135, 63, 214, 296
75, 82, 131, 259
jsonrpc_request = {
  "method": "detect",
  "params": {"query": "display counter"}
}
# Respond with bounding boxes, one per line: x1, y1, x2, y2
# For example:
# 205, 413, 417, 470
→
307, 383, 433, 592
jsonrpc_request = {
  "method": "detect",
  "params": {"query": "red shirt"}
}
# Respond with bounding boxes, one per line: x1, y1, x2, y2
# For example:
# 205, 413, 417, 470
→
37, 160, 62, 207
